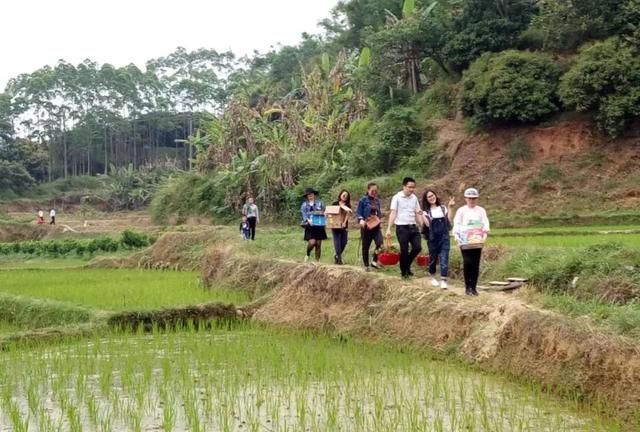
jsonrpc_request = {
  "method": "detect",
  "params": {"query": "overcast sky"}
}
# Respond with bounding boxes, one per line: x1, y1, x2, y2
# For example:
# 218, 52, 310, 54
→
0, 0, 341, 90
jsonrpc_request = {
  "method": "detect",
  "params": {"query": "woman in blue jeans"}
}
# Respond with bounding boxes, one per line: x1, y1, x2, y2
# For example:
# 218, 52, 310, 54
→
421, 189, 455, 289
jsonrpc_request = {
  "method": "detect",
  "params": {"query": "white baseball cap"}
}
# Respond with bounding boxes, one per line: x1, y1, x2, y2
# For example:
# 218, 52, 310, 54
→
464, 188, 479, 198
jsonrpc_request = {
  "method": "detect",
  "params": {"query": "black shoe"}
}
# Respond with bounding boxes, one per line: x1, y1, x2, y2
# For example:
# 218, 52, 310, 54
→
408, 271, 414, 277
337, 256, 344, 265
471, 288, 479, 296
334, 255, 339, 265
465, 288, 473, 296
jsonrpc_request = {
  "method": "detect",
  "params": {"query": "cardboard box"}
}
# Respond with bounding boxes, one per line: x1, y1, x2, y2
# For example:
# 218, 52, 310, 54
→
325, 205, 344, 229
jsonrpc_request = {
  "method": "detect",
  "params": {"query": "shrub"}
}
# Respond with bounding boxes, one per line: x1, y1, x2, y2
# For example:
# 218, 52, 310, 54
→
443, 0, 537, 71
417, 80, 458, 121
374, 106, 422, 173
528, 0, 628, 51
506, 137, 532, 167
462, 50, 561, 124
120, 230, 152, 249
0, 160, 36, 195
559, 38, 640, 137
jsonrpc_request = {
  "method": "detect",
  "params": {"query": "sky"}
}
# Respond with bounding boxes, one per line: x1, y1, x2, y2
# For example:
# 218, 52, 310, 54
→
0, 0, 342, 90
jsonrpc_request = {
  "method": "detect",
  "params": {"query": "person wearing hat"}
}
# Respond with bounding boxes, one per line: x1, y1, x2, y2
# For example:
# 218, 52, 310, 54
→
300, 187, 327, 262
453, 187, 490, 296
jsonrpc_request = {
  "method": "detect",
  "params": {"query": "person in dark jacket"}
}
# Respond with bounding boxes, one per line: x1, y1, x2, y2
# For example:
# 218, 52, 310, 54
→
300, 187, 327, 262
355, 182, 384, 271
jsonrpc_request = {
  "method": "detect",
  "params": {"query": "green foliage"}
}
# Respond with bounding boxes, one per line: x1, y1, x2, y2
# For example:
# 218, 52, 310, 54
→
529, 0, 628, 51
0, 160, 36, 196
417, 80, 457, 120
559, 38, 640, 137
375, 106, 423, 172
444, 0, 538, 71
503, 242, 640, 304
0, 231, 151, 257
506, 137, 532, 167
462, 50, 561, 124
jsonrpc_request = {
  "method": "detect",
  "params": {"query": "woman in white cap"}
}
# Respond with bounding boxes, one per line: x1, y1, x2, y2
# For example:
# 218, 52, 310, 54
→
453, 188, 490, 296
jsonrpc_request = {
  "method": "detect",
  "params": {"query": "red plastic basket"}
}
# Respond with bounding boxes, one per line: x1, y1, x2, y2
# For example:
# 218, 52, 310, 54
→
416, 255, 430, 267
378, 251, 400, 266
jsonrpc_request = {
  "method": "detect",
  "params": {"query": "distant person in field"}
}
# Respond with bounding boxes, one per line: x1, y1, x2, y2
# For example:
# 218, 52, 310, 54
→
330, 189, 352, 265
386, 177, 423, 279
239, 216, 251, 240
356, 182, 384, 271
453, 188, 490, 296
49, 208, 56, 225
242, 197, 259, 241
421, 189, 455, 290
37, 209, 45, 225
300, 187, 327, 262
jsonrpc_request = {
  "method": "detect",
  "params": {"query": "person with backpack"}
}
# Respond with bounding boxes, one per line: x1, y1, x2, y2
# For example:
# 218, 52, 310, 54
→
421, 189, 455, 290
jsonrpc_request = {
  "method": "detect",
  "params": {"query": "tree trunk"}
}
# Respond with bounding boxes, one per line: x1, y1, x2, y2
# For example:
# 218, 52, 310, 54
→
62, 114, 68, 179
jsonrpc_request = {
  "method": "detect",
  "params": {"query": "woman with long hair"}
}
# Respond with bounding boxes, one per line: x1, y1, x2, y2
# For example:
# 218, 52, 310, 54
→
331, 189, 352, 264
421, 189, 455, 289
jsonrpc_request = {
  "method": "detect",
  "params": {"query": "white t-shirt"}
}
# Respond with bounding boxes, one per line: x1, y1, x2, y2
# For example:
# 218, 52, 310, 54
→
50, 209, 56, 217
390, 192, 421, 225
453, 205, 490, 236
427, 205, 446, 219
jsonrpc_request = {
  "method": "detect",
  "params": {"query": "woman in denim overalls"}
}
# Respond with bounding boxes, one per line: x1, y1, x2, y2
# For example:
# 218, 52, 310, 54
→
421, 190, 455, 289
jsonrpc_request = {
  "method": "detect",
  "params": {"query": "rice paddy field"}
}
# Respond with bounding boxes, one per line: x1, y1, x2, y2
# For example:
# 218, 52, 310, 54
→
0, 269, 249, 311
0, 224, 637, 431
0, 325, 623, 431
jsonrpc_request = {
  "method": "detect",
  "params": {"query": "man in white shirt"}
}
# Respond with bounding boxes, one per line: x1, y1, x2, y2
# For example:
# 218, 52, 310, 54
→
49, 208, 56, 225
386, 177, 423, 278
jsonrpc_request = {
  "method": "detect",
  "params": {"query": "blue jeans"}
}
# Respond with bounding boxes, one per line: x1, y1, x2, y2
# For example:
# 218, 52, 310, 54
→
332, 229, 348, 258
428, 236, 450, 278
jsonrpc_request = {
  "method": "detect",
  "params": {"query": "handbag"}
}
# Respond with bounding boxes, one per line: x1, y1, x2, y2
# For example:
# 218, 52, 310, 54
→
365, 215, 381, 230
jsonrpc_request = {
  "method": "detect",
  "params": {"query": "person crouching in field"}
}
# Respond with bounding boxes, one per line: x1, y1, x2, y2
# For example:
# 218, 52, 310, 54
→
421, 189, 455, 290
300, 187, 327, 262
37, 209, 45, 225
453, 188, 490, 296
240, 216, 251, 240
356, 182, 384, 271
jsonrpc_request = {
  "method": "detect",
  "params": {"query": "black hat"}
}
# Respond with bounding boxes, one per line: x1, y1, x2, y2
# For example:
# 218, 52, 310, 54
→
303, 187, 319, 196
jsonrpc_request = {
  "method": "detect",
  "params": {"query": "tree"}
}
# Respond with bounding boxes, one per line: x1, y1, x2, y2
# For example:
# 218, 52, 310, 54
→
462, 50, 561, 124
365, 0, 449, 102
529, 0, 628, 51
444, 0, 537, 72
559, 38, 640, 137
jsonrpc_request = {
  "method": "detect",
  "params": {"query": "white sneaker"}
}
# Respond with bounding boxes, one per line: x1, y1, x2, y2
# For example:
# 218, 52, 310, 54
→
431, 278, 440, 287
440, 280, 448, 290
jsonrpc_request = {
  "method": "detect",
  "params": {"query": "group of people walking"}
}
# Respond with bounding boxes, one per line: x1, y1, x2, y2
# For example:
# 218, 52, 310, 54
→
299, 178, 490, 296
